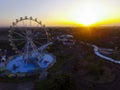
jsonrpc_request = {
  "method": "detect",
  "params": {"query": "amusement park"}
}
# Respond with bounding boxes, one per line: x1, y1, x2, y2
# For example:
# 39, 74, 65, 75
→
0, 16, 56, 77
1, 0, 120, 89
0, 16, 120, 90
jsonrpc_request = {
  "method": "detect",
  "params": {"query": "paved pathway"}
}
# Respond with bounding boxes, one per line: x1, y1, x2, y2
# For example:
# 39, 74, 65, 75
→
92, 45, 120, 64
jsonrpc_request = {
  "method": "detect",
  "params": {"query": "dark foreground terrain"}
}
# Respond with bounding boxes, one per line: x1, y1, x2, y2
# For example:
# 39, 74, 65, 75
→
0, 26, 120, 90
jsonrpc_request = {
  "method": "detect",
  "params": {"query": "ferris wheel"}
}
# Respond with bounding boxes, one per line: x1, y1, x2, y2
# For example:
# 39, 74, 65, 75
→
8, 16, 51, 63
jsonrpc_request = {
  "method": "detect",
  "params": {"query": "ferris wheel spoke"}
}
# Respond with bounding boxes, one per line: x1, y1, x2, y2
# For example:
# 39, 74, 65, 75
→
17, 28, 26, 35
30, 41, 38, 52
32, 32, 46, 39
12, 36, 25, 40
20, 31, 26, 36
21, 42, 27, 52
16, 41, 25, 46
12, 31, 26, 38
22, 20, 29, 32
11, 38, 25, 41
33, 37, 47, 40
15, 24, 26, 35
32, 31, 38, 36
22, 20, 26, 27
30, 19, 32, 27
34, 40, 42, 46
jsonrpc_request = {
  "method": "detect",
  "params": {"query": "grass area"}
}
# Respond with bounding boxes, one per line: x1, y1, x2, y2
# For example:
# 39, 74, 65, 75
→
83, 62, 115, 83
73, 46, 116, 83
48, 52, 74, 73
48, 43, 116, 83
47, 43, 75, 73
99, 49, 120, 60
34, 73, 76, 90
0, 73, 39, 83
110, 50, 120, 60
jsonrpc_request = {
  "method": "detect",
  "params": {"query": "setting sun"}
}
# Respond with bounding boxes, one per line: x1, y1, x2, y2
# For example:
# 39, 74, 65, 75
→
73, 9, 98, 26
0, 0, 120, 27
70, 1, 107, 26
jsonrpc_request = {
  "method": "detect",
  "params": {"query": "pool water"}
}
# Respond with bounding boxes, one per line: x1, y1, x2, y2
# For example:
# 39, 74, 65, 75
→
6, 53, 54, 73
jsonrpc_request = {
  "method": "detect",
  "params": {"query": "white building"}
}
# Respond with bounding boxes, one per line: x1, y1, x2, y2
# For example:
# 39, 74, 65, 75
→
57, 34, 76, 46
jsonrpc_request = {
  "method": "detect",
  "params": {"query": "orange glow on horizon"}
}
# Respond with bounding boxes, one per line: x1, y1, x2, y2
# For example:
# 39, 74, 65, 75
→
64, 1, 120, 27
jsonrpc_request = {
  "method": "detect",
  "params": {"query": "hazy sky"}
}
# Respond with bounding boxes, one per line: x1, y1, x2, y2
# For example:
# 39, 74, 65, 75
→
0, 0, 120, 26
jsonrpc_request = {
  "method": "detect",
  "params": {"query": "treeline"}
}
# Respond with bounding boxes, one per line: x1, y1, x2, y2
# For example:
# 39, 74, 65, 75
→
1, 27, 120, 49
72, 27, 120, 48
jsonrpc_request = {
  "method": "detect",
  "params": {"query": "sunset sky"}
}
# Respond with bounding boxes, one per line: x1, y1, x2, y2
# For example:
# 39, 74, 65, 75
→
0, 0, 120, 27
